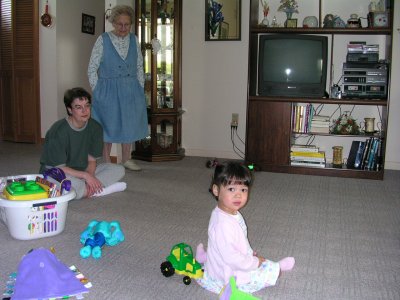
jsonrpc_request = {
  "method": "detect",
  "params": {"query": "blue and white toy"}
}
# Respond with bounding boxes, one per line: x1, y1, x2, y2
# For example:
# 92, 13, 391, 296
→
79, 220, 125, 259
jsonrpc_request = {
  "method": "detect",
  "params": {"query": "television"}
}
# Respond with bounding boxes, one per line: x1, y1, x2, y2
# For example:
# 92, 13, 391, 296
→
254, 34, 328, 98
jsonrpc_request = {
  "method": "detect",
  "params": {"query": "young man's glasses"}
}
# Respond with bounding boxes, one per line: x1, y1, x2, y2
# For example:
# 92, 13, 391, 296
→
72, 103, 91, 111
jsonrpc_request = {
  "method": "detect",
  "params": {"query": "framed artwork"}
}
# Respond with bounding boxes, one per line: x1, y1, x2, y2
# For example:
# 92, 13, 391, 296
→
82, 13, 95, 35
205, 0, 241, 41
286, 19, 298, 28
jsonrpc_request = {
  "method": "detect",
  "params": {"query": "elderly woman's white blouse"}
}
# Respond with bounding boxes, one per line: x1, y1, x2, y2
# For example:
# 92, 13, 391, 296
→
88, 31, 144, 90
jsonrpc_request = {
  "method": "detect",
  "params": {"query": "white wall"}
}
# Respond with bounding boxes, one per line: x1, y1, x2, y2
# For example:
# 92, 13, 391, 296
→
39, 0, 400, 170
181, 1, 249, 160
57, 1, 104, 116
39, 0, 104, 136
39, 0, 58, 137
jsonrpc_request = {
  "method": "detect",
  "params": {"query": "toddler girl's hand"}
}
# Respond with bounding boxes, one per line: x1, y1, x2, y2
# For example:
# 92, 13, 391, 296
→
257, 255, 266, 267
253, 251, 265, 266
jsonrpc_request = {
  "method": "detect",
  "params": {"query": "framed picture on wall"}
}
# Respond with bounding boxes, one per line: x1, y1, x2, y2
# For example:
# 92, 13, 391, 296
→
82, 13, 95, 35
205, 0, 241, 41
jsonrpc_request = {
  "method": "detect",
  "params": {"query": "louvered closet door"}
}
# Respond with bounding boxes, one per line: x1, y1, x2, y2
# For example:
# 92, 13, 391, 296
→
0, 0, 40, 143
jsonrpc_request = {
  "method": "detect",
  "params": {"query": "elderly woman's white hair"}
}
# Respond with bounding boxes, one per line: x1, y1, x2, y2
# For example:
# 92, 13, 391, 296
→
109, 5, 135, 24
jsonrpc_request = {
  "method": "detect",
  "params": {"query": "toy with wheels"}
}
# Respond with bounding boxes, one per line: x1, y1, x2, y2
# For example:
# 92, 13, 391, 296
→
79, 220, 124, 259
160, 242, 203, 285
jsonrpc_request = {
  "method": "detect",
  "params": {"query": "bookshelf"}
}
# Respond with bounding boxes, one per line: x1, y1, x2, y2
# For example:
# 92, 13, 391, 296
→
245, 0, 394, 180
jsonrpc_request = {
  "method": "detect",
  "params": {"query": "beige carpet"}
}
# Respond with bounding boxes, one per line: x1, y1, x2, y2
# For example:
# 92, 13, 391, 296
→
0, 141, 399, 299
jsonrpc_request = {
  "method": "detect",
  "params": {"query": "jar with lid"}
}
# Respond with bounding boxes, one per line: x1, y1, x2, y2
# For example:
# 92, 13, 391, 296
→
347, 14, 361, 28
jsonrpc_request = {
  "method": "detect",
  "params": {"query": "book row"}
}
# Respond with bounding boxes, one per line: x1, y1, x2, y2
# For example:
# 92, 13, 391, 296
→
290, 145, 326, 168
290, 139, 382, 171
346, 137, 383, 171
291, 104, 330, 134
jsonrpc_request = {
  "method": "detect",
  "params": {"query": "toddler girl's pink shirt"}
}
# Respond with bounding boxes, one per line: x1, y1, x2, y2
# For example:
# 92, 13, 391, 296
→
204, 206, 260, 285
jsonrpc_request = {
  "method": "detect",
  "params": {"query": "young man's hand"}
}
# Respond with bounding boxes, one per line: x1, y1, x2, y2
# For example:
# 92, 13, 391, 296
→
84, 173, 103, 197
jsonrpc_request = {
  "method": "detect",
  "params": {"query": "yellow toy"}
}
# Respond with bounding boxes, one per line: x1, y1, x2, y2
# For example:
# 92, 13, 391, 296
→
3, 181, 48, 200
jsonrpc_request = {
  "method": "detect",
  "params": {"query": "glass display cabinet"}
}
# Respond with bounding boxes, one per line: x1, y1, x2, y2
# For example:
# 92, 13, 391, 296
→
133, 0, 184, 161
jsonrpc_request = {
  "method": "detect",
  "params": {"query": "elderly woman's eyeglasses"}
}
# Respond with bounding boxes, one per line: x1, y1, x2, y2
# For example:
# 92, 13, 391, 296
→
115, 22, 131, 29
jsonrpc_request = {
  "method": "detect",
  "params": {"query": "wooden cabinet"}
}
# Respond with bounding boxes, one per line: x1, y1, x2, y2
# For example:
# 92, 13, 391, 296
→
246, 0, 394, 179
133, 0, 184, 162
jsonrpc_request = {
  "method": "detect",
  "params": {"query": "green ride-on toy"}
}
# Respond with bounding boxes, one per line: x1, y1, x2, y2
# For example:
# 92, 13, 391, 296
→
160, 242, 203, 285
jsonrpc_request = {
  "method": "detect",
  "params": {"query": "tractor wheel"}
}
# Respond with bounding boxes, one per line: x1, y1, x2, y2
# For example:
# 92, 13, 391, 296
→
160, 261, 175, 277
183, 276, 191, 285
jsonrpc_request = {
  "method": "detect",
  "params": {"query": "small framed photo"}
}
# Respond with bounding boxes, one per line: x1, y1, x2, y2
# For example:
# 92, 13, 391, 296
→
82, 13, 95, 35
286, 19, 298, 28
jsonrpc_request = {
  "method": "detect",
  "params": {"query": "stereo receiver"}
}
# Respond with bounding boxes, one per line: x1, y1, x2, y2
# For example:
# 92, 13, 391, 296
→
341, 63, 388, 99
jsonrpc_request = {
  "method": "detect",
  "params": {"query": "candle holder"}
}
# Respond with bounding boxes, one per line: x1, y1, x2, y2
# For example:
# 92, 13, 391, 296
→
332, 146, 343, 168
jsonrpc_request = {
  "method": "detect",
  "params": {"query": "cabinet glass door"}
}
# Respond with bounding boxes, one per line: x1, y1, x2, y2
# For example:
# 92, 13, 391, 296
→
156, 0, 174, 109
137, 0, 152, 108
134, 0, 183, 161
137, 0, 175, 110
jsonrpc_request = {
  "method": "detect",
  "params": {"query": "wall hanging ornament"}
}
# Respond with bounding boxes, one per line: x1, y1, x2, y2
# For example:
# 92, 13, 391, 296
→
41, 0, 53, 27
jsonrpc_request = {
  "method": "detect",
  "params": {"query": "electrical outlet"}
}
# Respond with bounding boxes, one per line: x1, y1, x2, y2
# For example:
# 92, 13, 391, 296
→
231, 113, 239, 127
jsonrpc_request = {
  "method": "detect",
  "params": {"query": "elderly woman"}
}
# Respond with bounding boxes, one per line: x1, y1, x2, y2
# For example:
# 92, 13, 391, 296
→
88, 5, 147, 171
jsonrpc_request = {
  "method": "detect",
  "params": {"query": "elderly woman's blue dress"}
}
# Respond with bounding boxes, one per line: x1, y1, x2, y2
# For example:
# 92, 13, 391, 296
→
91, 32, 147, 143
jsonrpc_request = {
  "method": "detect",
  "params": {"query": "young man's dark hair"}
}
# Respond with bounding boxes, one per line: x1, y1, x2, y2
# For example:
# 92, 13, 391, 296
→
64, 87, 92, 116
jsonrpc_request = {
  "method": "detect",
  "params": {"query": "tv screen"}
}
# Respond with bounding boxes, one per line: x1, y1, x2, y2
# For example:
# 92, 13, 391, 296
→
257, 34, 328, 98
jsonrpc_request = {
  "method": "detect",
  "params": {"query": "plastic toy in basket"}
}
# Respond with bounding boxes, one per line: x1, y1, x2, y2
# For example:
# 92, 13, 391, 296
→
42, 167, 71, 196
3, 180, 48, 200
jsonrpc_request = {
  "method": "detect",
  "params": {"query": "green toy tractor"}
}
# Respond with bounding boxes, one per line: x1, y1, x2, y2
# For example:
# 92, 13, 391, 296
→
160, 242, 203, 285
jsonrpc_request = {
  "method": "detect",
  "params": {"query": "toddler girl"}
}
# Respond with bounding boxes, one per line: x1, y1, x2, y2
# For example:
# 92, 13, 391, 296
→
196, 161, 295, 294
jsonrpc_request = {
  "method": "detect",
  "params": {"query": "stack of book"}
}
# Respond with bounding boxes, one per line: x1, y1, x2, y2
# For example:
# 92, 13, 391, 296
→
309, 115, 330, 134
346, 137, 383, 171
290, 145, 326, 168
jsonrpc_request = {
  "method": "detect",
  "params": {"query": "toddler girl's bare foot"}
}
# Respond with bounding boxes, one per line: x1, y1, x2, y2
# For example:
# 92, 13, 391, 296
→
278, 257, 295, 271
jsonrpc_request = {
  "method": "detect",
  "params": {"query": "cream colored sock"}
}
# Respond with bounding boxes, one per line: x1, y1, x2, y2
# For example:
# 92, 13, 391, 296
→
92, 182, 127, 197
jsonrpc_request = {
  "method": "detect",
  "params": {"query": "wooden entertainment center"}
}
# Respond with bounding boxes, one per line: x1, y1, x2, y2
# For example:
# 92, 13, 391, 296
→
245, 0, 394, 180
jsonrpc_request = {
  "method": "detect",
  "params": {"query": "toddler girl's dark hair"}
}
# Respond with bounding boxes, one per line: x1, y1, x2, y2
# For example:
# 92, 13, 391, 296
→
210, 161, 253, 201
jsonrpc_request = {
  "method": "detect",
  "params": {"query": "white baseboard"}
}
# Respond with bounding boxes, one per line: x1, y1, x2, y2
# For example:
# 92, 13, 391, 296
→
384, 160, 400, 170
184, 148, 242, 160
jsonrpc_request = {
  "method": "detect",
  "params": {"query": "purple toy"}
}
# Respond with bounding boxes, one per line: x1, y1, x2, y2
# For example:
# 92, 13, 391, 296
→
12, 248, 88, 299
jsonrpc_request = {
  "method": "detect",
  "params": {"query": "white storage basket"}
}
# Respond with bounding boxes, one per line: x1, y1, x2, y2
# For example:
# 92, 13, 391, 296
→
0, 174, 76, 240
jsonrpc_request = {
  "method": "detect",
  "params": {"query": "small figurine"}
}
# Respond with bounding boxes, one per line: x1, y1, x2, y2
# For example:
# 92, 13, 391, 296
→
368, 0, 377, 12
303, 16, 318, 28
333, 16, 346, 28
151, 37, 162, 54
271, 15, 278, 27
323, 14, 334, 28
80, 220, 125, 259
347, 13, 362, 28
